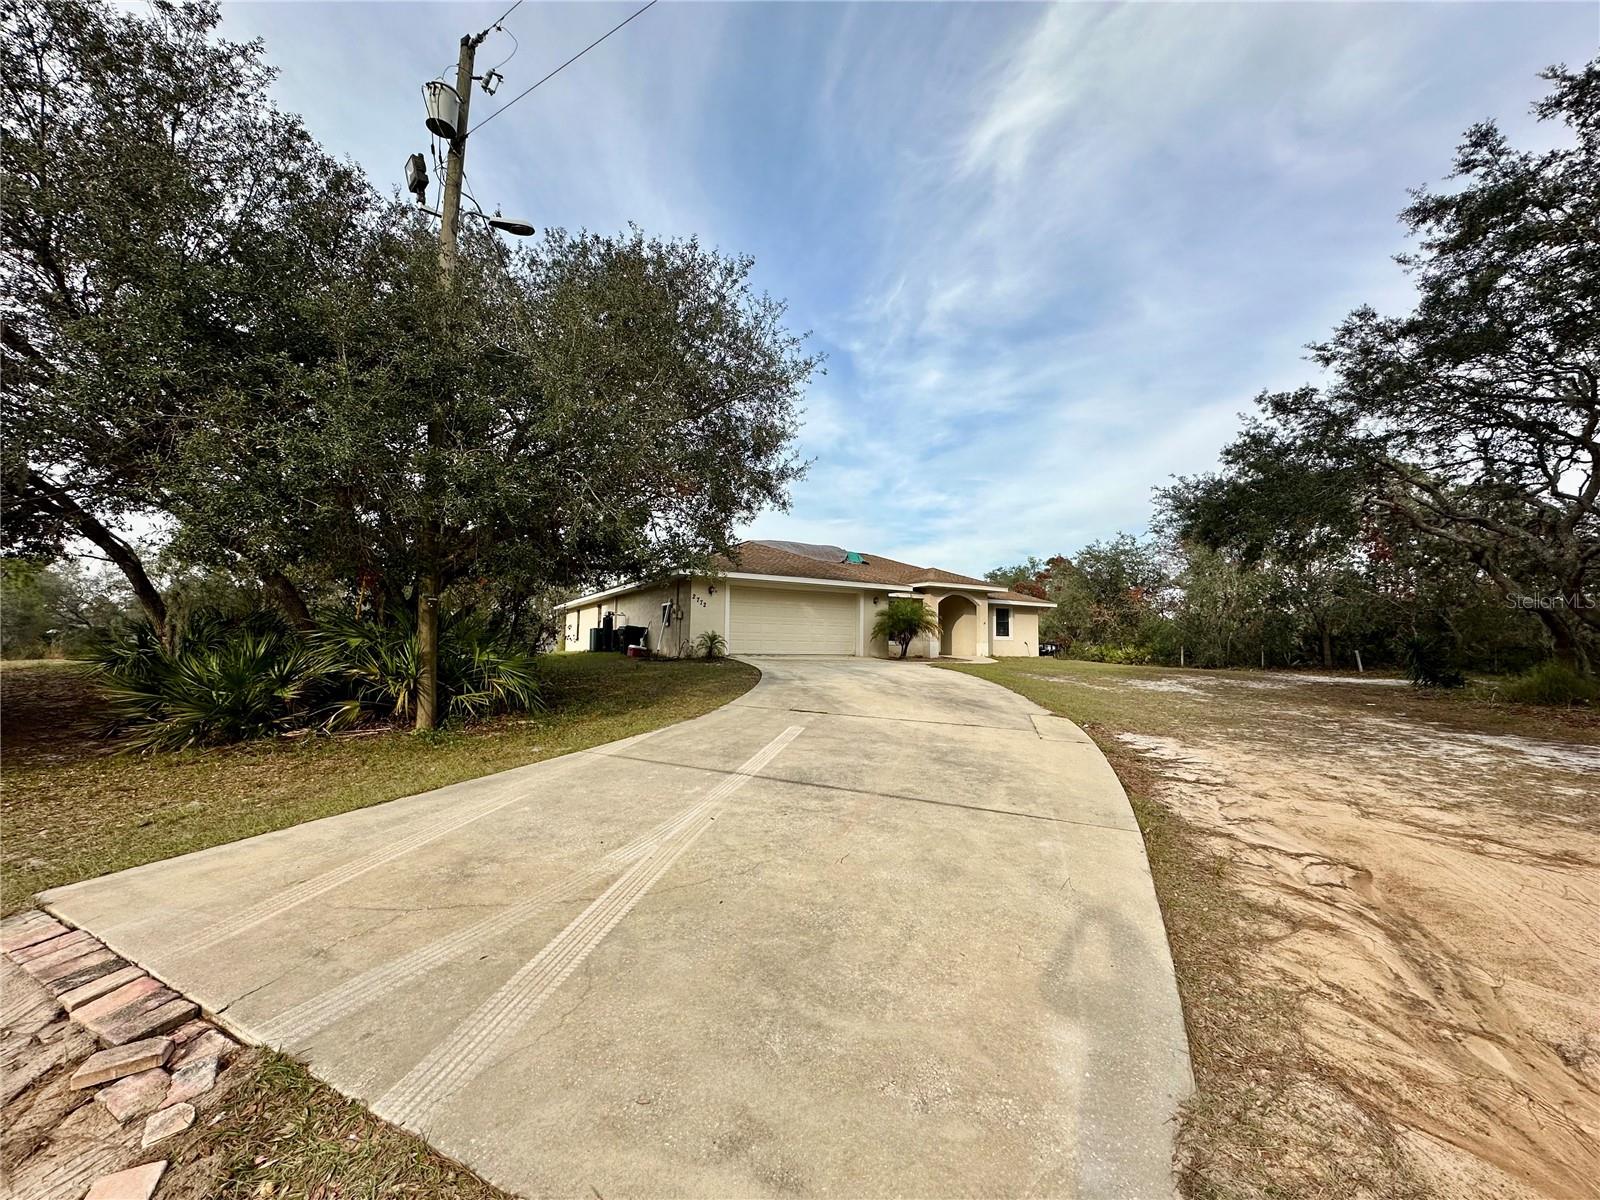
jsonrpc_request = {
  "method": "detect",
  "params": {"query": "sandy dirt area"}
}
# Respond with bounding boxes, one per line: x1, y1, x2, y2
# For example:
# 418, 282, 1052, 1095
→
1100, 670, 1600, 1199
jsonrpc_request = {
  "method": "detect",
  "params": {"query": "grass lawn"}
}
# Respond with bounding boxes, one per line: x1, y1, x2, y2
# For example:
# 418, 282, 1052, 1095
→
0, 653, 758, 915
949, 655, 1599, 746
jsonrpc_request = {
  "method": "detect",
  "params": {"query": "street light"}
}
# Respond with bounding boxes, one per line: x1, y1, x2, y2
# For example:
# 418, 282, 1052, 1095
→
412, 201, 535, 239
404, 148, 532, 237
485, 213, 535, 237
405, 154, 429, 205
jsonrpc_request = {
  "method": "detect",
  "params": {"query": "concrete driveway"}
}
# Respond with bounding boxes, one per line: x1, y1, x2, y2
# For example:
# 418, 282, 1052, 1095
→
42, 657, 1191, 1198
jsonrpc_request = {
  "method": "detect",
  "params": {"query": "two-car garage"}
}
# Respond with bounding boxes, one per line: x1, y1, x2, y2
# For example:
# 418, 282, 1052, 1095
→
729, 585, 859, 656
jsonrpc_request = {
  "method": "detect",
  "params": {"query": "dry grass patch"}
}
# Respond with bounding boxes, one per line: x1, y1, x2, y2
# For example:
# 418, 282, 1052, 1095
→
159, 1049, 510, 1199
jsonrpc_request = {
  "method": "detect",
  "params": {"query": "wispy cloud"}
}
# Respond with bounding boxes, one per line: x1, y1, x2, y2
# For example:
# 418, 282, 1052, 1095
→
223, 1, 1595, 577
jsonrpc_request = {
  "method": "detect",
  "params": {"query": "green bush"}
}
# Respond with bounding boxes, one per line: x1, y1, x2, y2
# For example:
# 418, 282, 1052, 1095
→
871, 598, 940, 659
1068, 642, 1155, 665
451, 639, 544, 719
1498, 660, 1600, 706
308, 614, 542, 723
694, 630, 727, 660
95, 618, 339, 750
93, 610, 543, 750
1404, 635, 1467, 688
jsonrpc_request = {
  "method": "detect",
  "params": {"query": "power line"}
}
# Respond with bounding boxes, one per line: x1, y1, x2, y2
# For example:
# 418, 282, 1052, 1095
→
486, 24, 520, 76
460, 166, 488, 216
471, 0, 658, 136
479, 0, 524, 39
431, 4, 519, 86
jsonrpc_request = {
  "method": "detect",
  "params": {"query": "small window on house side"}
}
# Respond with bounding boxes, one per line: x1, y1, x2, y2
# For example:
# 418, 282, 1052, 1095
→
661, 602, 672, 628
995, 607, 1011, 637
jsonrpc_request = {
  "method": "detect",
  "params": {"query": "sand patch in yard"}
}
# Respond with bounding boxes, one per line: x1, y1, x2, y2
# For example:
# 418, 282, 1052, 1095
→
1125, 679, 1211, 697
1115, 697, 1600, 1199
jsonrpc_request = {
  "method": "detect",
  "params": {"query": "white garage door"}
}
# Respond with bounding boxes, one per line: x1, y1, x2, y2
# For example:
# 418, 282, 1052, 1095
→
730, 586, 858, 655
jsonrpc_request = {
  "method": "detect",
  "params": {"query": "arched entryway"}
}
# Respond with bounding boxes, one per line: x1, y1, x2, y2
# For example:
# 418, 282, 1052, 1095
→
938, 595, 978, 658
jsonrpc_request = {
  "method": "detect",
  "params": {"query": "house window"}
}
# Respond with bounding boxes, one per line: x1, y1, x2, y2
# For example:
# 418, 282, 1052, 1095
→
661, 602, 673, 628
994, 606, 1012, 638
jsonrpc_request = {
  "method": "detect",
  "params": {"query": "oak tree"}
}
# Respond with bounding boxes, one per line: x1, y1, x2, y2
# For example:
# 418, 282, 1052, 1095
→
1, 0, 371, 640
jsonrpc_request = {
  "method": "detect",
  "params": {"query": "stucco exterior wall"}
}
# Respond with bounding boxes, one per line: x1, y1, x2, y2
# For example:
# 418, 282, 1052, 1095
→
937, 595, 978, 657
682, 577, 726, 652
560, 576, 1046, 660
865, 596, 891, 657
614, 582, 676, 657
564, 601, 603, 651
863, 589, 1016, 659
863, 593, 928, 658
561, 577, 725, 657
988, 606, 1041, 657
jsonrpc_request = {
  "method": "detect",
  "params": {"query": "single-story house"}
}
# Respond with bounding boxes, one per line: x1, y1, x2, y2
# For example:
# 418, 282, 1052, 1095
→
559, 539, 1053, 659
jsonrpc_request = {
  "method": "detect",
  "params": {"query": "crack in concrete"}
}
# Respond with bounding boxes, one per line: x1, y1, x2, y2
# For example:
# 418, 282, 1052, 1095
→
486, 969, 597, 1074
216, 966, 294, 1014
730, 701, 1035, 733
600, 751, 1138, 833
648, 855, 778, 896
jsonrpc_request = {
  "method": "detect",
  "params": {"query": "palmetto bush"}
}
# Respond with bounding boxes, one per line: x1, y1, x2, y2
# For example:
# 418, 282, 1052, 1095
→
94, 616, 339, 751
93, 610, 542, 750
1066, 642, 1156, 666
453, 640, 544, 718
1498, 660, 1599, 706
314, 615, 542, 724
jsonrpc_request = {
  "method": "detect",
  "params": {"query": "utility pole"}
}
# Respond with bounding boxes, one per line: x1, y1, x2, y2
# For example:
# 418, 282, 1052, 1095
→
437, 33, 480, 278
417, 31, 483, 732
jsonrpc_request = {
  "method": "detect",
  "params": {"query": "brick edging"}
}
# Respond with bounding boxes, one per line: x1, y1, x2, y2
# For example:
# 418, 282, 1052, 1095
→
2, 908, 243, 1199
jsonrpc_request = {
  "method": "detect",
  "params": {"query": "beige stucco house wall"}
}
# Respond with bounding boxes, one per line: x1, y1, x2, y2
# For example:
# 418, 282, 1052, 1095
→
559, 542, 1051, 660
989, 604, 1040, 657
562, 577, 728, 656
914, 588, 1042, 659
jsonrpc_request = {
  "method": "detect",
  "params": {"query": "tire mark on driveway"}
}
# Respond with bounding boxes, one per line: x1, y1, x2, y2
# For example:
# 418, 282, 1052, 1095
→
254, 796, 718, 1045
376, 725, 805, 1133
159, 731, 664, 958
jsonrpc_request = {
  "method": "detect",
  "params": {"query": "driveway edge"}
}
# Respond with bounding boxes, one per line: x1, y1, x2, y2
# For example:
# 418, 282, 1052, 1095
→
930, 660, 1195, 1198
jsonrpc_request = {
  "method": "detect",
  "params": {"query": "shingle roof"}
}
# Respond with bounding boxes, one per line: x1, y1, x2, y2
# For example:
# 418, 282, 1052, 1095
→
561, 541, 1053, 610
714, 540, 995, 588
714, 543, 1051, 604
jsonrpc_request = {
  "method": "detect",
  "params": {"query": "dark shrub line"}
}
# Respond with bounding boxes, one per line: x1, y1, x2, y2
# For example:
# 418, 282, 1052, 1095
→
93, 610, 543, 751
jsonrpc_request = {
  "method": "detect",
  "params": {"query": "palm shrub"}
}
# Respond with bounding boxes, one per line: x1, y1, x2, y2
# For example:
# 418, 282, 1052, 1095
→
871, 599, 940, 659
313, 614, 543, 724
1404, 634, 1467, 689
312, 614, 424, 725
94, 616, 339, 750
694, 630, 727, 659
93, 609, 543, 750
451, 638, 544, 719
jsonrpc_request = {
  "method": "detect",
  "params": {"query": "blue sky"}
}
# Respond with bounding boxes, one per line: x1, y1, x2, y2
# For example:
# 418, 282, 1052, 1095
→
220, 1, 1596, 577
